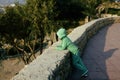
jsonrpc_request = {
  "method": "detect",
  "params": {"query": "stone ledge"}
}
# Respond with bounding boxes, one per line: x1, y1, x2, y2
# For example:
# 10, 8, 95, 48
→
11, 16, 120, 80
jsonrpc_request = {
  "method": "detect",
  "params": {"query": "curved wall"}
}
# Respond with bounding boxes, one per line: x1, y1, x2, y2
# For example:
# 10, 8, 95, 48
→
11, 17, 120, 80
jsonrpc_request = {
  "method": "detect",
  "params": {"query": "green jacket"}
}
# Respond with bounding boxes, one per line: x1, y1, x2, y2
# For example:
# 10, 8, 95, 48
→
56, 28, 79, 54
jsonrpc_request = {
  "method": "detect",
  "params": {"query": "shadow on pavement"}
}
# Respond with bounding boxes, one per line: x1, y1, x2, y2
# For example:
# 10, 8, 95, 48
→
67, 24, 120, 80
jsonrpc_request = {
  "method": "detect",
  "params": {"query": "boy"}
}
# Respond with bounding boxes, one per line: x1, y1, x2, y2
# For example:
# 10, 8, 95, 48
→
56, 28, 88, 77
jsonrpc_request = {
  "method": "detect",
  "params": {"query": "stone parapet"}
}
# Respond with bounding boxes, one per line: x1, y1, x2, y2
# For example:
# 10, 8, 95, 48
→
11, 17, 120, 80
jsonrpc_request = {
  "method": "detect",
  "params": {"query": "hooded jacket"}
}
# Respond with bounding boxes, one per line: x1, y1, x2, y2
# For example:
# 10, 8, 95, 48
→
56, 28, 88, 76
56, 28, 79, 54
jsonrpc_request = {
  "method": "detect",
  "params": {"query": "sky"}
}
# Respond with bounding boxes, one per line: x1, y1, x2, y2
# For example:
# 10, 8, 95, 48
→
0, 0, 25, 6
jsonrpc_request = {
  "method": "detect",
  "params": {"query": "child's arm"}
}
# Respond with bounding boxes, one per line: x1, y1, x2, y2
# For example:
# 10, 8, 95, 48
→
56, 40, 67, 50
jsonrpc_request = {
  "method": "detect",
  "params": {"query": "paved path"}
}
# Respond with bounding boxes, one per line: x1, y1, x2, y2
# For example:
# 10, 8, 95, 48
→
68, 23, 120, 80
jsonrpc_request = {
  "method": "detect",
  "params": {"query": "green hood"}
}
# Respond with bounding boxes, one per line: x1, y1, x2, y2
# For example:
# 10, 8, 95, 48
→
57, 28, 67, 39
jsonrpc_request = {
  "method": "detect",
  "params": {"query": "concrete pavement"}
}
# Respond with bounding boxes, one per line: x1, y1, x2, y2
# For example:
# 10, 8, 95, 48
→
68, 23, 120, 80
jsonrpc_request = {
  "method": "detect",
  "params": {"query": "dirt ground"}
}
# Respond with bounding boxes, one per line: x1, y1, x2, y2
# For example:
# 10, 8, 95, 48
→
0, 58, 25, 80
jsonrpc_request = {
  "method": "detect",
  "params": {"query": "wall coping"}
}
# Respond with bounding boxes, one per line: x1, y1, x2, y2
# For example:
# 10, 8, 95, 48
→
11, 16, 120, 80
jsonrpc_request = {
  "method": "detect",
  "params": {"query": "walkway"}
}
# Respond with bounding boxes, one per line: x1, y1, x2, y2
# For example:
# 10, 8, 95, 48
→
68, 23, 120, 80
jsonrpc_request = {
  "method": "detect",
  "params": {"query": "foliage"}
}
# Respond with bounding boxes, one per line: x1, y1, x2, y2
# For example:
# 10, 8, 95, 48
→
0, 5, 36, 64
0, 0, 119, 64
108, 8, 120, 14
56, 0, 84, 20
80, 0, 100, 20
0, 0, 57, 64
96, 1, 120, 16
0, 6, 30, 40
24, 0, 58, 53
118, 11, 120, 16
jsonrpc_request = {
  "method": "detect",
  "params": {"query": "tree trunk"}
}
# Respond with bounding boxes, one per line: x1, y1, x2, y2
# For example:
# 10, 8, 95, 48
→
50, 31, 58, 43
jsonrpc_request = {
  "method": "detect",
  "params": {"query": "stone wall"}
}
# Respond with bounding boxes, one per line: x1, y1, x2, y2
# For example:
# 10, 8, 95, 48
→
11, 17, 120, 80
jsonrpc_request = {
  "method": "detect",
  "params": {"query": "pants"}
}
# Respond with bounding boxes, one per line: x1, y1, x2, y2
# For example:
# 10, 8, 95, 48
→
72, 52, 88, 77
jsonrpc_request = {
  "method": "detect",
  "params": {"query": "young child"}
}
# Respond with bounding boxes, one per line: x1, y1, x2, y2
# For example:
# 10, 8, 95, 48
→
56, 28, 88, 77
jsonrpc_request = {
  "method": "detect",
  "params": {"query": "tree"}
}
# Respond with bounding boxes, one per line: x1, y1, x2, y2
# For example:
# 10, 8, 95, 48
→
0, 0, 58, 64
80, 0, 100, 21
96, 1, 120, 16
25, 0, 59, 46
0, 5, 38, 64
25, 0, 54, 53
56, 0, 84, 20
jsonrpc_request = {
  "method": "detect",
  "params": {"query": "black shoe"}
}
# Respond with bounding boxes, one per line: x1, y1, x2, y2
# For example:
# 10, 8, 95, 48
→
84, 74, 88, 77
81, 74, 89, 80
81, 74, 88, 78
